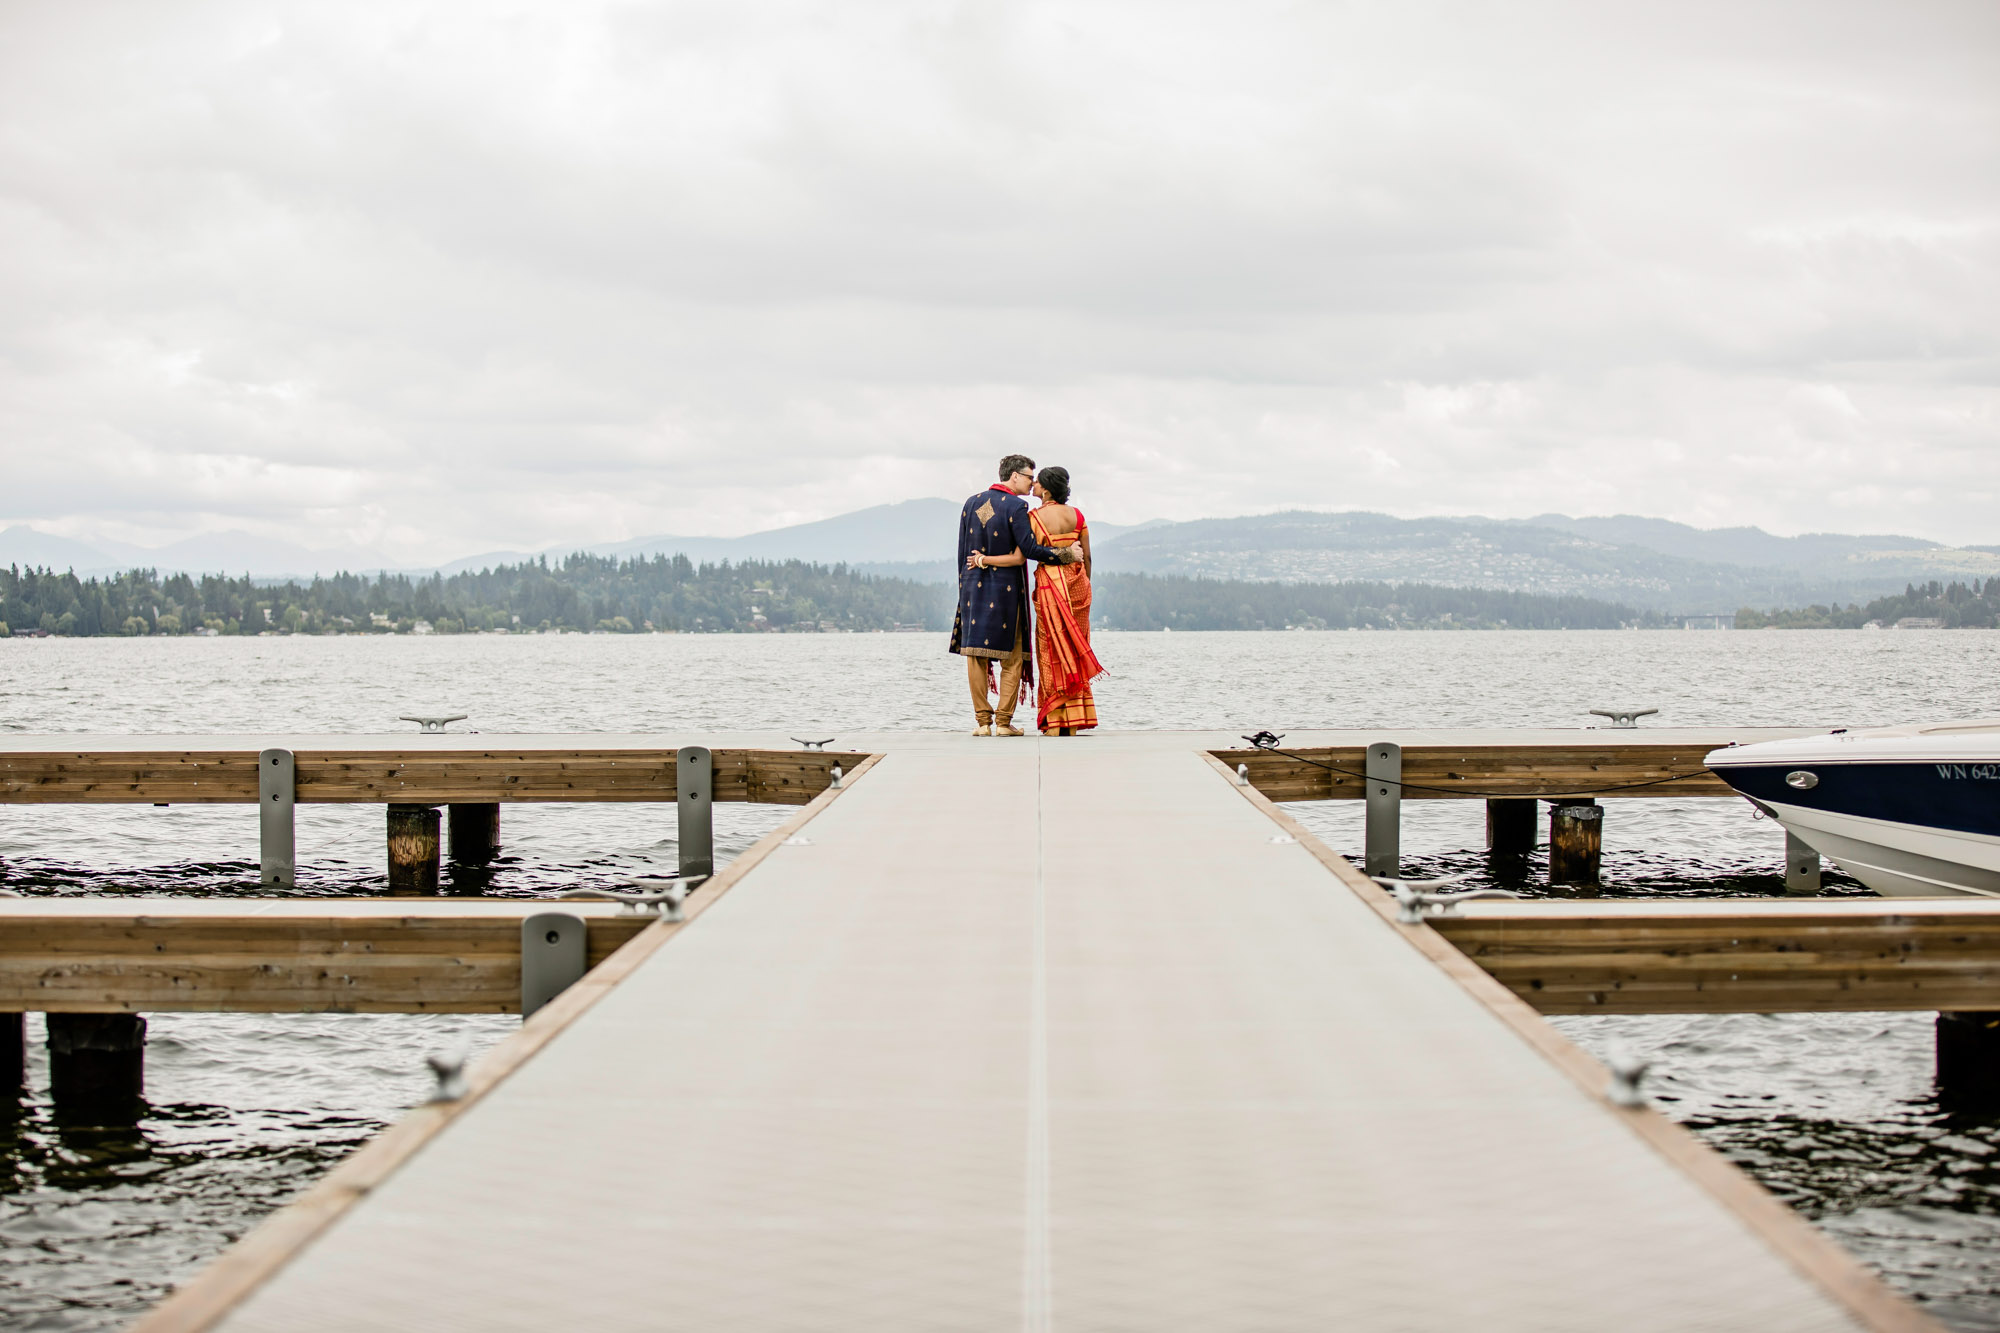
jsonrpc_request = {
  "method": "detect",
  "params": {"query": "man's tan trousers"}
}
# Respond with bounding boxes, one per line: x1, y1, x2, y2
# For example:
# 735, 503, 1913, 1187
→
967, 646, 1027, 727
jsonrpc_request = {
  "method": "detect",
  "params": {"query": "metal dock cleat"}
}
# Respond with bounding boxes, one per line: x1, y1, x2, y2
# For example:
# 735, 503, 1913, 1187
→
1605, 1049, 1653, 1108
560, 875, 706, 921
792, 737, 835, 751
1373, 874, 1523, 924
1588, 707, 1659, 729
400, 713, 468, 734
426, 1045, 471, 1103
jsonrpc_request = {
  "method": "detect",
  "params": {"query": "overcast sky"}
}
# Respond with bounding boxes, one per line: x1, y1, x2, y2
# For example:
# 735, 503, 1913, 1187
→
3, 0, 1996, 562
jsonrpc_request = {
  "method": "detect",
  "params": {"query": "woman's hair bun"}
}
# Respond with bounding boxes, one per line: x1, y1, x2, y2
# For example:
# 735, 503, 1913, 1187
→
1036, 466, 1070, 504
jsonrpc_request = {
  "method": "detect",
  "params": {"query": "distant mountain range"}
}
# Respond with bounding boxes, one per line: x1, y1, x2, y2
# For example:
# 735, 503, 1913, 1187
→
0, 501, 1159, 582
1087, 512, 2000, 613
434, 499, 1164, 574
5, 502, 1996, 615
0, 526, 383, 581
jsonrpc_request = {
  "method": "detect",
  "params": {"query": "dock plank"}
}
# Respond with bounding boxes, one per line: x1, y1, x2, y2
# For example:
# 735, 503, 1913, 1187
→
1219, 737, 1752, 800
0, 905, 650, 1012
0, 746, 866, 805
1437, 901, 2000, 1014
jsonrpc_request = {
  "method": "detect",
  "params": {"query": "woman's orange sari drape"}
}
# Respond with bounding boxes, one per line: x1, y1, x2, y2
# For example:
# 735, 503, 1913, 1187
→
1029, 508, 1106, 733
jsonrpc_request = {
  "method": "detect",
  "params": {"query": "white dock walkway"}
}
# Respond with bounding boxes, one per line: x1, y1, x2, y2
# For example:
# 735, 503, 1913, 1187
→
156, 733, 1912, 1330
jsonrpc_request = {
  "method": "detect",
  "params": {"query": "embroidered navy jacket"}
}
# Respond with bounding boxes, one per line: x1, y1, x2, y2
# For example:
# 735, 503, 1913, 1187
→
949, 485, 1068, 660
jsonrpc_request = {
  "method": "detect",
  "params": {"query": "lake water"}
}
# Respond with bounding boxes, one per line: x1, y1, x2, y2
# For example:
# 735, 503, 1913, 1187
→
3, 630, 1998, 1328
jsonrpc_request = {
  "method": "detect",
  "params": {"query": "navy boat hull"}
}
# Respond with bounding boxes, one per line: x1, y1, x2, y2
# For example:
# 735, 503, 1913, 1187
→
1707, 722, 2000, 899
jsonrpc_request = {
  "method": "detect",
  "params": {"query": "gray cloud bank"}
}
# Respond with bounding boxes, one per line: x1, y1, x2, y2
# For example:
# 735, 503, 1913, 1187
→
2, 0, 1995, 562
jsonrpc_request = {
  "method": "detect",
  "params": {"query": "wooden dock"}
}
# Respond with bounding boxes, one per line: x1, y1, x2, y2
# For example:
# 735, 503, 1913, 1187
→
1438, 899, 2000, 1015
0, 737, 862, 804
0, 727, 1795, 805
1219, 727, 1776, 800
14, 728, 1925, 1331
0, 899, 653, 1013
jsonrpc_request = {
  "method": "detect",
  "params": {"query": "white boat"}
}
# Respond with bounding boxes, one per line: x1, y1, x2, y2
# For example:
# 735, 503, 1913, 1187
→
1705, 721, 2000, 899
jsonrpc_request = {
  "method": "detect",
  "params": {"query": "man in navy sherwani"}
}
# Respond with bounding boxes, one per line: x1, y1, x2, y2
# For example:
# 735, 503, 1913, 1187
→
950, 453, 1079, 735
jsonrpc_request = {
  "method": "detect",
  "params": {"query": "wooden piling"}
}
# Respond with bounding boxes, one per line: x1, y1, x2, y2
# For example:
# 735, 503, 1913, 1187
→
1548, 800, 1603, 885
448, 803, 501, 864
2, 1011, 23, 1093
1485, 798, 1537, 855
387, 804, 442, 894
1937, 1011, 2000, 1109
46, 1011, 145, 1118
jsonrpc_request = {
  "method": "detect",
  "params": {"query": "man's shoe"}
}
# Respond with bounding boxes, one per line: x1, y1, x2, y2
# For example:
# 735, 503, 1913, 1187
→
995, 723, 1025, 737
973, 724, 992, 736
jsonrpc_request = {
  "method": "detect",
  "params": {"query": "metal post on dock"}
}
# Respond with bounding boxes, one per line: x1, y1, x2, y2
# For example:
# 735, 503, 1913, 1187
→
520, 912, 587, 1019
449, 804, 502, 864
258, 747, 296, 888
1485, 799, 1536, 856
1548, 800, 1603, 886
387, 805, 442, 894
46, 1012, 145, 1121
1783, 831, 1821, 896
677, 746, 714, 880
1364, 742, 1400, 879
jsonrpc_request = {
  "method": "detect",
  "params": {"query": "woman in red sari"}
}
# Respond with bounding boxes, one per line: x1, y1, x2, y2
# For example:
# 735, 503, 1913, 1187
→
1024, 467, 1106, 734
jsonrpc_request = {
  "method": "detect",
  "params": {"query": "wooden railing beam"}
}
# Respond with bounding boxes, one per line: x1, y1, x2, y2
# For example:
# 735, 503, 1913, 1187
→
1434, 902, 2000, 1015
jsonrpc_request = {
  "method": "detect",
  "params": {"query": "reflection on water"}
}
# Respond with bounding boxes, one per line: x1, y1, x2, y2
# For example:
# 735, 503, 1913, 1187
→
3, 631, 2000, 1327
1556, 1013, 2000, 1330
0, 1012, 514, 1329
1, 1098, 339, 1328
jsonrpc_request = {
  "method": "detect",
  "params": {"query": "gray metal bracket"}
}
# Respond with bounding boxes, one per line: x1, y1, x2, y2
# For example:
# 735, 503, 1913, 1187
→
678, 745, 714, 879
400, 714, 467, 733
258, 747, 296, 888
1364, 741, 1401, 879
1589, 707, 1658, 728
520, 911, 588, 1018
1784, 830, 1822, 896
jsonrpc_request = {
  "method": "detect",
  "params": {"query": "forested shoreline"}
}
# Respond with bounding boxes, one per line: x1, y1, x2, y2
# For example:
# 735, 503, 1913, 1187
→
0, 556, 938, 637
1, 557, 1662, 636
1094, 573, 1645, 630
11, 558, 1998, 637
1735, 580, 2000, 629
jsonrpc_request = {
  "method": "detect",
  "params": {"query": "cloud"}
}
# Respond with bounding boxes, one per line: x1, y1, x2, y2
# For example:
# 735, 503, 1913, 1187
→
1, 0, 1996, 560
